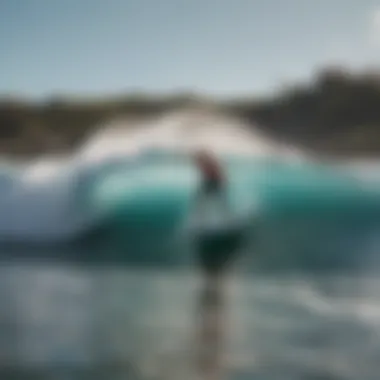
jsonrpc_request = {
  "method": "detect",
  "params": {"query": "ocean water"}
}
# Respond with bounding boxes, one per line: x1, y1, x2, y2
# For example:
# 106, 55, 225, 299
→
3, 265, 380, 379
2, 110, 380, 379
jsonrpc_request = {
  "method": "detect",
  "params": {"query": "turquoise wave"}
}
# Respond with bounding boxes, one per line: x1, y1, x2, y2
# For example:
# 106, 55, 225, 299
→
82, 157, 380, 271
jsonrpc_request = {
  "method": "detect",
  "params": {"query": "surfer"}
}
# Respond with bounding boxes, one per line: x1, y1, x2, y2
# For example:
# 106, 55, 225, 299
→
192, 150, 248, 378
193, 149, 235, 275
193, 150, 229, 379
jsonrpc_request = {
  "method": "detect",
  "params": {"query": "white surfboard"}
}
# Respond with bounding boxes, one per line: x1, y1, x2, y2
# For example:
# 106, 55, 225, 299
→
184, 193, 256, 238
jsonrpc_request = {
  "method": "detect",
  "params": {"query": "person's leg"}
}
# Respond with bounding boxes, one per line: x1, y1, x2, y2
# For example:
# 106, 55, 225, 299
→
196, 270, 226, 380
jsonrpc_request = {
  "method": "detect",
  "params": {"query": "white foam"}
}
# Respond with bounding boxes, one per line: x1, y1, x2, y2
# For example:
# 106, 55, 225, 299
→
0, 108, 305, 243
78, 109, 306, 162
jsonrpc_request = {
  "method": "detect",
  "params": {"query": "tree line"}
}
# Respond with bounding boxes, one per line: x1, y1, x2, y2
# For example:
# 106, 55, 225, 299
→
1, 66, 380, 157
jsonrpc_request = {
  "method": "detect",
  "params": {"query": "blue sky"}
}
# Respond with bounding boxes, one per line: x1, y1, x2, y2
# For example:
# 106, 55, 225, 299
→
1, 0, 380, 98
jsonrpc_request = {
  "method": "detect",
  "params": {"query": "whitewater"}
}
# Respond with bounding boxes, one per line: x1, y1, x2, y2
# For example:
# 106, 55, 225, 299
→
0, 108, 304, 244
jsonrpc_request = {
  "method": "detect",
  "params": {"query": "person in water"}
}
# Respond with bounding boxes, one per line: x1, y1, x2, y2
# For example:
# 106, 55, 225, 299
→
193, 149, 229, 378
193, 149, 234, 275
